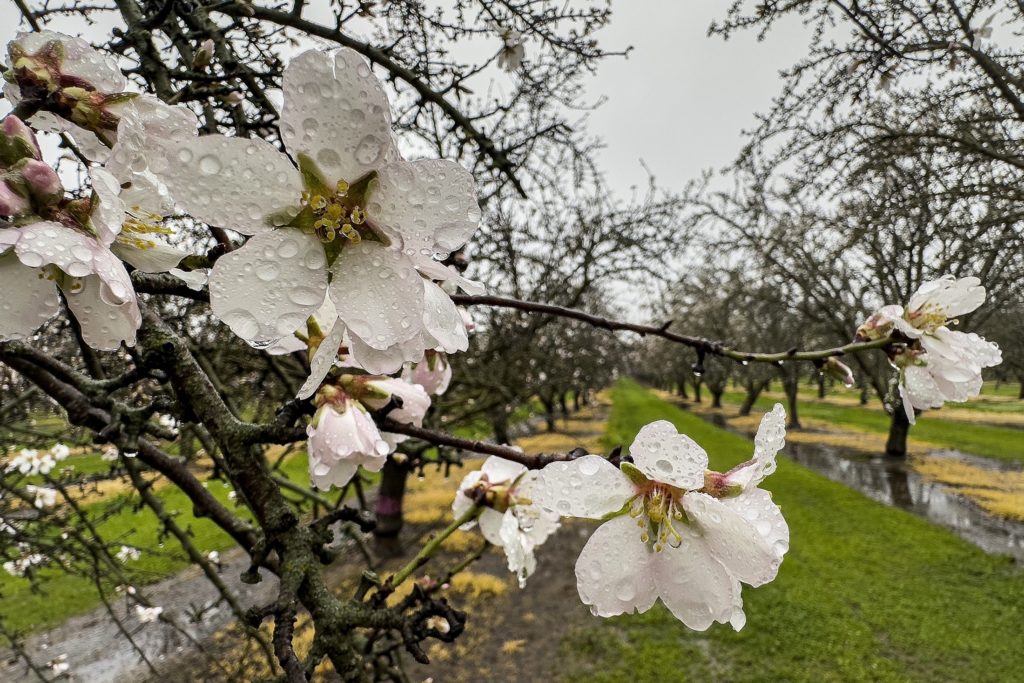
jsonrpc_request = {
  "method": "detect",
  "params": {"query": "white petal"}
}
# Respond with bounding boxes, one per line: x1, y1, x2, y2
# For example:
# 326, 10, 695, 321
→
421, 280, 469, 353
653, 539, 740, 631
718, 488, 789, 561
347, 333, 423, 374
112, 238, 185, 273
629, 420, 708, 490
88, 168, 125, 245
0, 253, 59, 340
11, 31, 126, 92
280, 48, 399, 185
481, 456, 527, 485
575, 515, 658, 617
728, 404, 786, 488
682, 492, 781, 587
531, 455, 634, 519
415, 260, 486, 294
499, 510, 536, 587
62, 274, 141, 350
160, 135, 303, 234
296, 317, 347, 400
329, 242, 423, 350
370, 159, 480, 262
898, 381, 917, 425
478, 508, 507, 546
14, 221, 102, 278
209, 230, 327, 347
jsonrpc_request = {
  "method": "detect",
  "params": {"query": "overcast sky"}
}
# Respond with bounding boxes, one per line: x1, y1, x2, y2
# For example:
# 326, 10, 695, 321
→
0, 2, 810, 195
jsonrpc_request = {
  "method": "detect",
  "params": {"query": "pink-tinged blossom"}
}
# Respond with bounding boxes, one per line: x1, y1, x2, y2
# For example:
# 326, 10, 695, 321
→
403, 351, 453, 396
307, 390, 390, 490
453, 456, 560, 587
532, 406, 790, 631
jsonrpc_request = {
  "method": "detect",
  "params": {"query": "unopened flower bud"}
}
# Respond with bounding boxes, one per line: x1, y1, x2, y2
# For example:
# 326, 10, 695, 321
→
223, 90, 244, 105
823, 357, 855, 387
18, 158, 63, 206
193, 39, 216, 69
0, 180, 30, 217
0, 116, 41, 166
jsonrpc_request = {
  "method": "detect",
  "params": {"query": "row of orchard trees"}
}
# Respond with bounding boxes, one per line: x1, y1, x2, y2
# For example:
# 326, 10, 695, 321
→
642, 0, 1024, 455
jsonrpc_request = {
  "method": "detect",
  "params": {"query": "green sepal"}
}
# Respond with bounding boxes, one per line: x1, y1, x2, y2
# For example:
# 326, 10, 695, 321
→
297, 152, 331, 196
620, 461, 650, 487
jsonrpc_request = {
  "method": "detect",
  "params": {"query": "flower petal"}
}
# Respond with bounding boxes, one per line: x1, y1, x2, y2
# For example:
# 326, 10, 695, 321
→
531, 455, 634, 519
479, 507, 507, 546
112, 238, 186, 273
11, 30, 127, 92
0, 252, 59, 340
62, 274, 141, 350
653, 538, 740, 631
329, 242, 423, 350
160, 135, 303, 234
481, 456, 527, 485
629, 420, 708, 490
280, 48, 399, 185
347, 333, 423, 374
727, 404, 786, 488
575, 515, 658, 617
209, 229, 327, 347
14, 221, 102, 278
370, 159, 480, 262
296, 317, 347, 400
682, 492, 782, 587
421, 279, 469, 353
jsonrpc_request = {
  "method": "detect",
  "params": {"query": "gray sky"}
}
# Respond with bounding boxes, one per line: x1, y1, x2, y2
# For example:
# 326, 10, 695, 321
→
1, 2, 810, 196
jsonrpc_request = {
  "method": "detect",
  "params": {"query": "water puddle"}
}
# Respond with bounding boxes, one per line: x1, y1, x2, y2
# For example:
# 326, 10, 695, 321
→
695, 409, 1024, 563
784, 441, 1024, 563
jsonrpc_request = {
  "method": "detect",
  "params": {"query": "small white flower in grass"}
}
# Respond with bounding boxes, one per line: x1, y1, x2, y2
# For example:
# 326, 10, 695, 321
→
532, 405, 790, 630
101, 446, 119, 462
206, 550, 220, 565
47, 653, 69, 676
135, 605, 163, 623
26, 485, 57, 508
116, 545, 140, 563
115, 583, 136, 596
857, 276, 1001, 424
453, 456, 560, 588
50, 443, 70, 461
157, 46, 481, 368
306, 384, 390, 490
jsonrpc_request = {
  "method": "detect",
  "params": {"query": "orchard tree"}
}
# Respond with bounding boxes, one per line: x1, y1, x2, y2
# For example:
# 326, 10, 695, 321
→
0, 3, 1005, 681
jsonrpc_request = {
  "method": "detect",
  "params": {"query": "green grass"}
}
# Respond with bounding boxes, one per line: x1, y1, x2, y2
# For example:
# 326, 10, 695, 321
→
718, 389, 1024, 465
560, 379, 1023, 683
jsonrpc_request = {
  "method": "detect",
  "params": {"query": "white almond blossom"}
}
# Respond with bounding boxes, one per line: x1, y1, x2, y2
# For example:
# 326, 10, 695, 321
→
134, 604, 163, 623
6, 446, 65, 476
116, 545, 141, 563
858, 276, 1001, 423
47, 653, 69, 676
307, 389, 390, 490
532, 406, 790, 630
403, 351, 453, 396
157, 47, 481, 369
25, 485, 57, 508
452, 456, 560, 587
3, 550, 46, 576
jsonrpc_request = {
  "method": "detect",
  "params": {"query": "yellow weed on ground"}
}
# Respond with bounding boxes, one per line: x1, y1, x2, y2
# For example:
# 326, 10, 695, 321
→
912, 456, 1024, 520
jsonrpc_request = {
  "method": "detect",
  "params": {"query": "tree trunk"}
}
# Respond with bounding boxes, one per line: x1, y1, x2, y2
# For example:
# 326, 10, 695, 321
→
860, 382, 870, 405
559, 391, 570, 417
1018, 378, 1024, 400
739, 381, 765, 416
817, 373, 826, 399
693, 378, 702, 403
711, 389, 723, 408
492, 415, 510, 444
374, 458, 409, 538
540, 396, 556, 432
572, 388, 581, 412
885, 403, 911, 458
782, 374, 801, 429
677, 378, 689, 399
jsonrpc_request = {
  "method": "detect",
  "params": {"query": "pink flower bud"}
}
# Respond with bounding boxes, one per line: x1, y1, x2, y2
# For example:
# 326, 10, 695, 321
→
0, 181, 30, 217
0, 116, 42, 165
19, 159, 63, 204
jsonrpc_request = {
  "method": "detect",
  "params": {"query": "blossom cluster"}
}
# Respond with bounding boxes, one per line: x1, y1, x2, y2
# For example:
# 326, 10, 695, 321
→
858, 276, 1001, 423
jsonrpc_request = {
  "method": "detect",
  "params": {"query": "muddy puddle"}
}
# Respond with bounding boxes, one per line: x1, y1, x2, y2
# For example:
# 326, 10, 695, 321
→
698, 411, 1024, 563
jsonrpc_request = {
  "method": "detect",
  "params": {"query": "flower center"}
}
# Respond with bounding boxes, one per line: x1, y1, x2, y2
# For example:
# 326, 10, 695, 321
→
629, 483, 688, 552
300, 179, 367, 244
119, 207, 172, 249
907, 303, 947, 333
